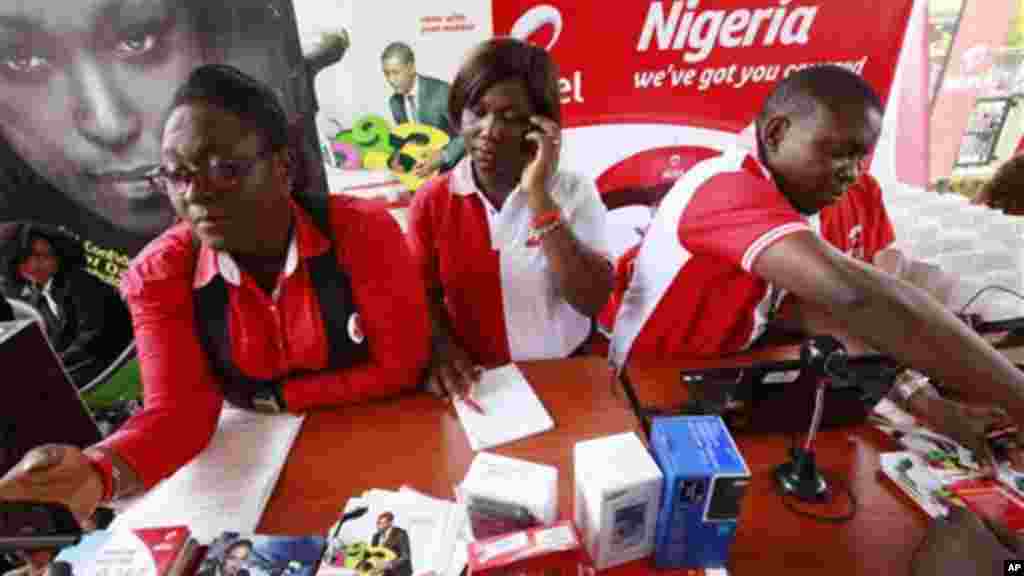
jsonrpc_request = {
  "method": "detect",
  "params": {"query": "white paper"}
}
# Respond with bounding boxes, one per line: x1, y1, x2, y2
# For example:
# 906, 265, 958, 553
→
453, 364, 554, 451
111, 404, 304, 542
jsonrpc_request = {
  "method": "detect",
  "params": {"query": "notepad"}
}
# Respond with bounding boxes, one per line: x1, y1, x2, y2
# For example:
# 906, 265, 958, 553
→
110, 404, 305, 542
454, 364, 554, 451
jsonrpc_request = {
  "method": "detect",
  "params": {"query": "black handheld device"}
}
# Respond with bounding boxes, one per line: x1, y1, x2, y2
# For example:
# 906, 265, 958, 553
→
0, 501, 81, 552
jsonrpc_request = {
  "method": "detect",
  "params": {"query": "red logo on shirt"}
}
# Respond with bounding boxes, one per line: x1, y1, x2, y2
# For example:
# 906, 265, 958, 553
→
348, 313, 364, 344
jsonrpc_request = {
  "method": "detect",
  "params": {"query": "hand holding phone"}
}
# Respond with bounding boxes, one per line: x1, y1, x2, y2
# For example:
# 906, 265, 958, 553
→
521, 125, 541, 158
520, 116, 561, 205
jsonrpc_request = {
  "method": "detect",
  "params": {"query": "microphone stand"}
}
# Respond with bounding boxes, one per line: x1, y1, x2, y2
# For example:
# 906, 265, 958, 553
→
773, 336, 848, 502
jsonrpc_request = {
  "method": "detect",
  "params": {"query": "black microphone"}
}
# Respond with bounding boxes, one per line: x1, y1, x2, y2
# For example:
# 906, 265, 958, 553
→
340, 506, 369, 523
799, 335, 847, 377
328, 506, 369, 541
775, 336, 848, 502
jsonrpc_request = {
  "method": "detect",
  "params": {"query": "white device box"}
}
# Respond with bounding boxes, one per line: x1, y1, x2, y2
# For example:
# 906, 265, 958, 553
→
574, 432, 663, 570
460, 452, 558, 538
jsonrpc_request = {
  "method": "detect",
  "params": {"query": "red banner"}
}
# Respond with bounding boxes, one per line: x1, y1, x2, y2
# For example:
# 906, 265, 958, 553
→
494, 0, 913, 132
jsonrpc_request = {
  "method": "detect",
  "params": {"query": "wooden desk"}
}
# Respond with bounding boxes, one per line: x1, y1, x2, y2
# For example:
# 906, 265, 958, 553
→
620, 336, 1024, 576
258, 357, 640, 535
259, 344, 1024, 575
622, 357, 927, 575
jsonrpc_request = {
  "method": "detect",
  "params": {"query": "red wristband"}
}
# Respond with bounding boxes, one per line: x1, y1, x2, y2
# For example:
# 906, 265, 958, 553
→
84, 449, 115, 502
530, 210, 561, 230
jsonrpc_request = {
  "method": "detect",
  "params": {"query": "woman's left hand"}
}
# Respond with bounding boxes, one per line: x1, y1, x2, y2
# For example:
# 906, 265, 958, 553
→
521, 116, 561, 209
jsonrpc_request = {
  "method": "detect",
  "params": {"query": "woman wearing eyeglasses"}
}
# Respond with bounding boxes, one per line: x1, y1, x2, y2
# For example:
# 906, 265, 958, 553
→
0, 65, 429, 523
407, 38, 613, 401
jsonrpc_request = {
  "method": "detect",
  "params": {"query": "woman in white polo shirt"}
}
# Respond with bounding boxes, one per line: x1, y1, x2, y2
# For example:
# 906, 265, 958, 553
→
407, 37, 613, 398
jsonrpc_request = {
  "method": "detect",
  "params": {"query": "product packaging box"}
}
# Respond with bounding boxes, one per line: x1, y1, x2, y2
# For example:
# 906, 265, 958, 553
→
467, 520, 581, 576
460, 452, 558, 540
650, 415, 750, 569
573, 432, 663, 570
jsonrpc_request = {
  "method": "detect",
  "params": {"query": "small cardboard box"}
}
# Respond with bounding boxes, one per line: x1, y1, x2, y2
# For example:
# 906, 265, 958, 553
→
467, 520, 581, 576
573, 432, 663, 570
650, 415, 750, 569
460, 452, 558, 540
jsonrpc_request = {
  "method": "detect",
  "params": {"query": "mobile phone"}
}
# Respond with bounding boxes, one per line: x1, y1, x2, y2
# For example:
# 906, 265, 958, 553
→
0, 502, 81, 552
521, 126, 541, 156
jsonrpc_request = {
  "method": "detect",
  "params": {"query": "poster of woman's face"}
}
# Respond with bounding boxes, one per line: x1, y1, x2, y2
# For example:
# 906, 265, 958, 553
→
0, 0, 315, 272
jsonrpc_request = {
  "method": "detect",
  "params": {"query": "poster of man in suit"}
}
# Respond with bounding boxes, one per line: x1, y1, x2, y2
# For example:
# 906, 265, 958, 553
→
303, 2, 489, 196
381, 42, 465, 176
370, 512, 412, 576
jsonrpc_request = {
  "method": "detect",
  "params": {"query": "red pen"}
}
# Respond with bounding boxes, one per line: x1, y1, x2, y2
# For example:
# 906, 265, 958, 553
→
461, 394, 486, 415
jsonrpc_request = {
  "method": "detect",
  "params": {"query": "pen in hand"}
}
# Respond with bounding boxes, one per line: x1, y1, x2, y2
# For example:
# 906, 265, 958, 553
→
454, 364, 485, 415
460, 393, 486, 415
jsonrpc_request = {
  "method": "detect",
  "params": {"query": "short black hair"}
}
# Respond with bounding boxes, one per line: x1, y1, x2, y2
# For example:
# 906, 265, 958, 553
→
0, 221, 84, 283
162, 64, 289, 154
757, 65, 883, 131
381, 42, 415, 65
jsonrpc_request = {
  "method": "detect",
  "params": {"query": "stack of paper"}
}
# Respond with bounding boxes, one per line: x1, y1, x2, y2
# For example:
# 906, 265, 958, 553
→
111, 404, 305, 542
454, 364, 554, 451
319, 487, 468, 576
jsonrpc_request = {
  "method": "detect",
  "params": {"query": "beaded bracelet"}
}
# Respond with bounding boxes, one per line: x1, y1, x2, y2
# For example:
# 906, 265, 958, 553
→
530, 210, 562, 230
526, 219, 564, 246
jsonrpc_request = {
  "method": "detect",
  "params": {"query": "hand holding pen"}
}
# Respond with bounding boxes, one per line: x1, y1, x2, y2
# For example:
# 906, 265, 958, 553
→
426, 336, 485, 414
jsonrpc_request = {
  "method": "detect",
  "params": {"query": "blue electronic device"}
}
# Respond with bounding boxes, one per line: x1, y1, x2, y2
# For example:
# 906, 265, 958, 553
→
649, 415, 750, 569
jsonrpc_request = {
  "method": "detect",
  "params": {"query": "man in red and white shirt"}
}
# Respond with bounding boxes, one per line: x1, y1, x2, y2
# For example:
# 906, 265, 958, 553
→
611, 65, 1024, 475
0, 65, 429, 523
608, 157, 896, 366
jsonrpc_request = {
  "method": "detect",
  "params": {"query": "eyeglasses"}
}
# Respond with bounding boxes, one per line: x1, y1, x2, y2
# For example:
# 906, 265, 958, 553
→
151, 155, 267, 196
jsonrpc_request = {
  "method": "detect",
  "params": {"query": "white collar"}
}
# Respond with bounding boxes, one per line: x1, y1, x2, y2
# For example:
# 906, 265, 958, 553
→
21, 277, 53, 296
215, 232, 299, 292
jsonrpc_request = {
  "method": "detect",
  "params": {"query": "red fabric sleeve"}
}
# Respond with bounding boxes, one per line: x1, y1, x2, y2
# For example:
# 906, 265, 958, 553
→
678, 170, 808, 271
816, 173, 896, 263
98, 229, 222, 489
407, 177, 443, 292
856, 174, 895, 261
282, 203, 430, 410
598, 243, 641, 334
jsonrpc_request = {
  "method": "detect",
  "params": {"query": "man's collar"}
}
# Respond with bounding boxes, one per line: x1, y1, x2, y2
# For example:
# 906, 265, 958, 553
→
20, 277, 53, 296
193, 198, 331, 289
737, 123, 773, 181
